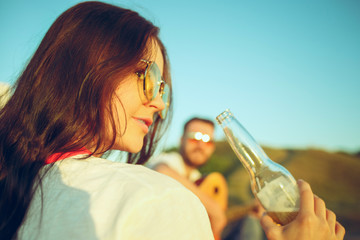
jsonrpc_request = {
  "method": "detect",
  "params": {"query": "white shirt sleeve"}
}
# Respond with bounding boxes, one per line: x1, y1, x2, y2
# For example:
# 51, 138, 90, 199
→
117, 185, 214, 240
18, 157, 214, 240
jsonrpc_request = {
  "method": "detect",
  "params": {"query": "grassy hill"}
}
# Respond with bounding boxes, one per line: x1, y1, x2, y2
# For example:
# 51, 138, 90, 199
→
197, 141, 360, 238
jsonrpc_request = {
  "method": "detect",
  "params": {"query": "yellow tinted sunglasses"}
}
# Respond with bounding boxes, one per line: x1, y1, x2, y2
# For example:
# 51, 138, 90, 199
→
136, 59, 170, 119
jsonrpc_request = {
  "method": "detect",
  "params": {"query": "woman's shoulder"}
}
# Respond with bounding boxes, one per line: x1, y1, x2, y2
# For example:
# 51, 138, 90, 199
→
51, 156, 190, 197
21, 156, 213, 240
42, 156, 213, 239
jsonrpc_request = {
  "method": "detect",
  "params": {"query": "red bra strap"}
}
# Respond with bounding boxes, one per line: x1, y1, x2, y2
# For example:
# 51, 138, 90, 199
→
45, 148, 92, 164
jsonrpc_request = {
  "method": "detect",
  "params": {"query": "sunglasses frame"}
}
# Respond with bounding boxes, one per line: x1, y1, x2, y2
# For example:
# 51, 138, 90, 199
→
186, 131, 214, 144
136, 59, 170, 119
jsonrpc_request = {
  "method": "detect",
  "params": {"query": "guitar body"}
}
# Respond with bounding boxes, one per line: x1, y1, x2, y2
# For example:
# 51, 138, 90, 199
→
195, 172, 228, 240
196, 172, 228, 211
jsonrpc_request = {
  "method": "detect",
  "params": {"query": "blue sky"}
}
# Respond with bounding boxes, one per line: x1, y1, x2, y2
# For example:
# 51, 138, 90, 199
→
1, 0, 359, 153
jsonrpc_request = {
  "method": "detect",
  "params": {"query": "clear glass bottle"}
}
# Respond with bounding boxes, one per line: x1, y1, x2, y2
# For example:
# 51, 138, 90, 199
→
216, 109, 300, 225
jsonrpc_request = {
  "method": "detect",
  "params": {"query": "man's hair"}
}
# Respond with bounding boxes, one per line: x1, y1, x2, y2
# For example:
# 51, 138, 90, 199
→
182, 117, 215, 134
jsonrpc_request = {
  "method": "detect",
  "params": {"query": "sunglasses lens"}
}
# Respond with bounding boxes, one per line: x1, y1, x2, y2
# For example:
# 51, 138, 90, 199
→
143, 62, 170, 119
187, 138, 213, 145
150, 63, 163, 100
159, 83, 170, 119
144, 68, 156, 101
186, 132, 213, 144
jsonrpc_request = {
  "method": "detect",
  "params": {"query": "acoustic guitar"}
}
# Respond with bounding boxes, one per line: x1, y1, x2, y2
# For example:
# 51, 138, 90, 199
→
195, 172, 228, 240
196, 172, 264, 240
195, 172, 228, 211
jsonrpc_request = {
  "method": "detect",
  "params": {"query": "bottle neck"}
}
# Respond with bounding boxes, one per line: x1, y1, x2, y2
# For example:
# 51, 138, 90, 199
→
223, 126, 265, 171
217, 110, 269, 173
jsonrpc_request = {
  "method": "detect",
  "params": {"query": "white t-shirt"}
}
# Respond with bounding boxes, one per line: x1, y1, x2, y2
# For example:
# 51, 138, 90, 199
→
147, 152, 202, 182
18, 156, 213, 240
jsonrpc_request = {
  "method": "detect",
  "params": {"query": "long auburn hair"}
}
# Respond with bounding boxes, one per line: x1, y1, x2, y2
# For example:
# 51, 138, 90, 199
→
0, 1, 172, 239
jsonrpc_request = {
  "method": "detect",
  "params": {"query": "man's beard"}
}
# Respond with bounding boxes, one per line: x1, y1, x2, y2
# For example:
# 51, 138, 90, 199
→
181, 148, 207, 168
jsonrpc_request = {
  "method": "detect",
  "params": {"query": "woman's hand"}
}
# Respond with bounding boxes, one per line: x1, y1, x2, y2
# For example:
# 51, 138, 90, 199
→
260, 179, 345, 240
248, 198, 266, 219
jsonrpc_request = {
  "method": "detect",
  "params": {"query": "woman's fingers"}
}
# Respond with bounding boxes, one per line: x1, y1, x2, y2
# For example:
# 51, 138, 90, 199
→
314, 195, 326, 218
335, 222, 346, 239
326, 209, 336, 230
297, 180, 346, 240
260, 213, 279, 240
297, 179, 314, 214
260, 213, 277, 229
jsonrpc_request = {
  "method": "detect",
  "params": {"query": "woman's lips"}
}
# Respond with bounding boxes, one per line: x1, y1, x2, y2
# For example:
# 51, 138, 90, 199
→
133, 117, 153, 133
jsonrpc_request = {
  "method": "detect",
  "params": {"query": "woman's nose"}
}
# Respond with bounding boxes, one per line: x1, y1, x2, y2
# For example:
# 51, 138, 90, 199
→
149, 91, 165, 112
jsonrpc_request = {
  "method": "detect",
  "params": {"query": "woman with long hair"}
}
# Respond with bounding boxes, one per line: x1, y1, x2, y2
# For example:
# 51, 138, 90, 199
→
0, 1, 344, 240
0, 2, 212, 239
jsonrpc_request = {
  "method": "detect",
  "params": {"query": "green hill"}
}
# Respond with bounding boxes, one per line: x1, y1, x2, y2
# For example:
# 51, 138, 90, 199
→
197, 141, 360, 238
